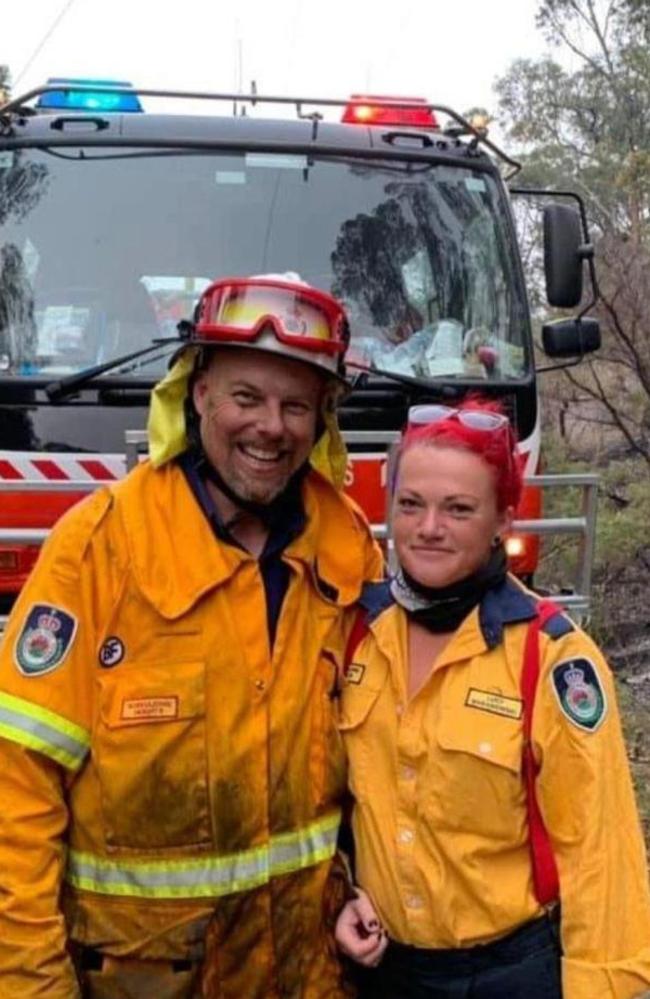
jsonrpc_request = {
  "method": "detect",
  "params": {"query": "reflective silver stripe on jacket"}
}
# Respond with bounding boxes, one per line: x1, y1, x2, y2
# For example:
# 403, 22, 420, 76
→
0, 692, 90, 770
67, 811, 341, 899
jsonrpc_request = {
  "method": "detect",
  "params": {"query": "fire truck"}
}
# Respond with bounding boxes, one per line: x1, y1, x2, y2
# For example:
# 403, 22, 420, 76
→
0, 81, 600, 623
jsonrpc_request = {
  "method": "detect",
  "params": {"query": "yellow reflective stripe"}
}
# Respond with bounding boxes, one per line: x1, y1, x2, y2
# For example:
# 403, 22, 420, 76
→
67, 811, 341, 899
0, 691, 90, 770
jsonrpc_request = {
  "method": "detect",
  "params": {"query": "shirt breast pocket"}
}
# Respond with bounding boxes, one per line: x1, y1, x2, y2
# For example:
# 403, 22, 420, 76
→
426, 708, 525, 840
95, 661, 210, 850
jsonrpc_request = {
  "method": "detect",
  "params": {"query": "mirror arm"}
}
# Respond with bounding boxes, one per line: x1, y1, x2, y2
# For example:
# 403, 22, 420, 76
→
535, 352, 586, 375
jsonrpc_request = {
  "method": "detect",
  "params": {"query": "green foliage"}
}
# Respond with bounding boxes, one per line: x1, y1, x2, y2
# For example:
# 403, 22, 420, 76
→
533, 429, 650, 646
497, 1, 650, 466
497, 2, 650, 238
595, 461, 650, 571
539, 447, 650, 579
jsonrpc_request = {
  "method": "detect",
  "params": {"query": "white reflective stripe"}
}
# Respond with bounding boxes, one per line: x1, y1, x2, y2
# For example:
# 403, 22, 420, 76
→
0, 692, 90, 770
67, 811, 341, 899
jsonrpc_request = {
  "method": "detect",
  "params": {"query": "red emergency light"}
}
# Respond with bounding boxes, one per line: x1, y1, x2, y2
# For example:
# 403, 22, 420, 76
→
342, 95, 438, 129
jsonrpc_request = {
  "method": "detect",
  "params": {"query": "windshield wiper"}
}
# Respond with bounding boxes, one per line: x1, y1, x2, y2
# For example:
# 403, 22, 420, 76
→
347, 360, 444, 391
45, 339, 179, 402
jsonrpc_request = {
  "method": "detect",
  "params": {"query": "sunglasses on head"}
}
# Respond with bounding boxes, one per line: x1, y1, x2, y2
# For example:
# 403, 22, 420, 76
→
407, 404, 509, 432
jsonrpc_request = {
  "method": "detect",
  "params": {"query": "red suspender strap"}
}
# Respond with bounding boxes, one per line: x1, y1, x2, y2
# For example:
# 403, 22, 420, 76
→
521, 599, 562, 907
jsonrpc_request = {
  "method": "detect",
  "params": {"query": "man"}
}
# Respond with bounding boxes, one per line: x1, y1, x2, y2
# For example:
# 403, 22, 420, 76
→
0, 275, 382, 998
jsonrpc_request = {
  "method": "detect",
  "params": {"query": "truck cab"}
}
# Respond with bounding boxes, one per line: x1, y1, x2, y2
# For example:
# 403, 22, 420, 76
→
0, 82, 599, 615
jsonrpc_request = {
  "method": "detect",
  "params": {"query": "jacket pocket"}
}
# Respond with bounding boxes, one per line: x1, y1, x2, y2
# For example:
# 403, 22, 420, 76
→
95, 661, 210, 850
337, 683, 382, 732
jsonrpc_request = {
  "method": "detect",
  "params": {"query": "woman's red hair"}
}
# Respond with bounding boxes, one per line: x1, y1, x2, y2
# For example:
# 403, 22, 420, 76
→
397, 396, 523, 512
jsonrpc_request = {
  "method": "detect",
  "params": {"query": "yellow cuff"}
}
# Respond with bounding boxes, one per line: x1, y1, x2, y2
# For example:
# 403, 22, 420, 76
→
562, 953, 650, 999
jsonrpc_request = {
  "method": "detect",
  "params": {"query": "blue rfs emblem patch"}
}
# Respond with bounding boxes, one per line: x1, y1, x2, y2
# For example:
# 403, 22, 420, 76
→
551, 657, 607, 732
14, 604, 78, 677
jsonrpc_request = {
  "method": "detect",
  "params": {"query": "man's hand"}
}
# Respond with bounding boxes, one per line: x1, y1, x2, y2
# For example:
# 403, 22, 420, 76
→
334, 888, 388, 968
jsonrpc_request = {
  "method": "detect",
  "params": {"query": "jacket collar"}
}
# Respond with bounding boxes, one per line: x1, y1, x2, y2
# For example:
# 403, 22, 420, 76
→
114, 461, 372, 619
479, 574, 537, 648
283, 469, 378, 607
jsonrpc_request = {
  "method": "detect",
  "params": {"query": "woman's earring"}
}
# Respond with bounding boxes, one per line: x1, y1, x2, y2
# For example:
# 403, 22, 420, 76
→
492, 534, 502, 547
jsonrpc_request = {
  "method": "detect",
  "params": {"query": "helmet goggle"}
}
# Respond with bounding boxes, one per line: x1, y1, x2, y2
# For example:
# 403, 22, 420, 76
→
193, 279, 348, 362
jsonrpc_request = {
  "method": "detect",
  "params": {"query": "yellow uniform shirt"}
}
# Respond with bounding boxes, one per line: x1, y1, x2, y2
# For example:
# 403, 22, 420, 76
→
339, 577, 650, 999
0, 459, 382, 999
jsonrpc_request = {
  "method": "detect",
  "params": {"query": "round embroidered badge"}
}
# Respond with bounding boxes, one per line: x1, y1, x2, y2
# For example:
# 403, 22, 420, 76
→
15, 604, 77, 677
551, 657, 606, 731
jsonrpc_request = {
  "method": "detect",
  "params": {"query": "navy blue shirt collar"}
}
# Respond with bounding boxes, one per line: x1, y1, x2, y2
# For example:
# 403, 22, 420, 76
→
479, 576, 537, 648
178, 450, 306, 647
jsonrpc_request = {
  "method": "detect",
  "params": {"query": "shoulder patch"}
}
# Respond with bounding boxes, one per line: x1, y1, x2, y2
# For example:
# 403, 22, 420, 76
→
14, 604, 78, 677
541, 614, 575, 640
551, 657, 607, 731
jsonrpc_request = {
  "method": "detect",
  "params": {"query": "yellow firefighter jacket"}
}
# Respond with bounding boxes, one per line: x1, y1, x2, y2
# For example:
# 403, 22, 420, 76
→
0, 459, 382, 999
339, 577, 650, 999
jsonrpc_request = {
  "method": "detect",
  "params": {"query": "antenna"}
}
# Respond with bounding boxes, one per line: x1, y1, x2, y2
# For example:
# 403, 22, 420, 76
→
237, 39, 243, 93
232, 24, 243, 116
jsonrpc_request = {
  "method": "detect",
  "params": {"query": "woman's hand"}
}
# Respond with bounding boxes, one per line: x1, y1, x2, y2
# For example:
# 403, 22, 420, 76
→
334, 887, 389, 967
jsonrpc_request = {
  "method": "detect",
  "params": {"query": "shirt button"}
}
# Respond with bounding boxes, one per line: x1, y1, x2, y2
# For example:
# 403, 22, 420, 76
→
396, 703, 404, 717
478, 741, 492, 755
400, 765, 416, 780
398, 827, 414, 844
406, 893, 423, 909
255, 679, 266, 691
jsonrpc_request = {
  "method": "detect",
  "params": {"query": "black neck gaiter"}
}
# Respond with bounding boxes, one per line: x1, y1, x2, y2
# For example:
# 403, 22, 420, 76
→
390, 543, 508, 634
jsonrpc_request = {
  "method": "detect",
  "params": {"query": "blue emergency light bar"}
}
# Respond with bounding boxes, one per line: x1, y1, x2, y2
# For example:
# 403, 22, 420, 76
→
36, 78, 143, 113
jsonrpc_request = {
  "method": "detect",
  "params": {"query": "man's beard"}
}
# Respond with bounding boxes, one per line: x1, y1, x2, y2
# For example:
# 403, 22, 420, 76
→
224, 467, 290, 506
196, 446, 310, 527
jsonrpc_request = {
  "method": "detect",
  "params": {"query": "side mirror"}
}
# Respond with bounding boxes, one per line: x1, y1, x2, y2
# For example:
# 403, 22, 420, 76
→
543, 203, 585, 308
542, 316, 601, 358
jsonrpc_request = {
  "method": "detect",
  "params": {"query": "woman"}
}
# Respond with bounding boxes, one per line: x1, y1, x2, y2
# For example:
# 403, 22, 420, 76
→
335, 399, 650, 999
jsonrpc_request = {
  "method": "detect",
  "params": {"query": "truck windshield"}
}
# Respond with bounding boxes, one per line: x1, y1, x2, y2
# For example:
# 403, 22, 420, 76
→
0, 147, 529, 384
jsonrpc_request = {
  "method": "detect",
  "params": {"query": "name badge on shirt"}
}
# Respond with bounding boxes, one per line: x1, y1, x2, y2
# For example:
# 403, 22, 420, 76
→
465, 688, 523, 720
344, 662, 365, 685
121, 696, 179, 722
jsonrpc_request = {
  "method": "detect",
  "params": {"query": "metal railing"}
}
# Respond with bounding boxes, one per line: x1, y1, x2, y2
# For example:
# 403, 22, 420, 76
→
0, 432, 598, 629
